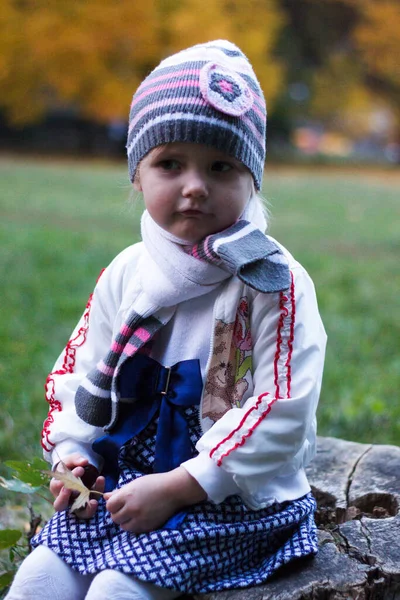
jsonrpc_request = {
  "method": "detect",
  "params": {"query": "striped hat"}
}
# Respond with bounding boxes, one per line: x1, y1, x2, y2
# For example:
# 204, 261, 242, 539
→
127, 40, 267, 190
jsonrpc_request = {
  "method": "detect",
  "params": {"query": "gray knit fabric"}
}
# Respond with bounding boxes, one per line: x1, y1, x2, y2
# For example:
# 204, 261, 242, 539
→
127, 40, 267, 189
191, 222, 290, 293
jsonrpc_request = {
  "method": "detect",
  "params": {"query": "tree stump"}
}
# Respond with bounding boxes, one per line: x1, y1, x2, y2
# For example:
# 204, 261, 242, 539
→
193, 437, 400, 600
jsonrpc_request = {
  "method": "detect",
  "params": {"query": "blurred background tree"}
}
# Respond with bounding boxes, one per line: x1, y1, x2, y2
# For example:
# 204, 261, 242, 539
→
0, 0, 399, 161
0, 0, 285, 125
275, 0, 399, 149
0, 0, 164, 124
310, 0, 399, 134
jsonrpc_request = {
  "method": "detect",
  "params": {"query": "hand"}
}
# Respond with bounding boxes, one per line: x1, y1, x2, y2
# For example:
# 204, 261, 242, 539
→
104, 467, 206, 534
50, 453, 105, 519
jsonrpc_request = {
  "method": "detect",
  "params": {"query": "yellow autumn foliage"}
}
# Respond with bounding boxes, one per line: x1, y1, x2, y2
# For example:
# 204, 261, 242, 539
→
0, 0, 285, 125
168, 0, 286, 106
310, 0, 400, 132
354, 2, 400, 90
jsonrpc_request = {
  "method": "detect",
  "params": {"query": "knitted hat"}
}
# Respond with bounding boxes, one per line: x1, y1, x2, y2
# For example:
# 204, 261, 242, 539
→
127, 40, 267, 190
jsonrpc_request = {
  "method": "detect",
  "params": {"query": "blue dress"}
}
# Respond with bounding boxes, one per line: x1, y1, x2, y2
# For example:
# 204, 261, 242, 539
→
33, 355, 317, 593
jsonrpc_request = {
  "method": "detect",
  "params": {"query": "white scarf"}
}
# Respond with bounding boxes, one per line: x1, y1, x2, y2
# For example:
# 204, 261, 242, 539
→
74, 197, 287, 430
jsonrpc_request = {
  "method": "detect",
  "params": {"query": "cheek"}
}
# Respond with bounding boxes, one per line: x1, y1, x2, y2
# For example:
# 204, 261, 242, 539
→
144, 196, 172, 224
224, 193, 248, 218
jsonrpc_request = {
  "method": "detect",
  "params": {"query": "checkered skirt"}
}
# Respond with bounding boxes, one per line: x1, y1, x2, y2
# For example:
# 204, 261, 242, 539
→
32, 408, 317, 593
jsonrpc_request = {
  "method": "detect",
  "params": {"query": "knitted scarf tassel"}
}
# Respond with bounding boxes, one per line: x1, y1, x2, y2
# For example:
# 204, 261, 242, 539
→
75, 309, 166, 430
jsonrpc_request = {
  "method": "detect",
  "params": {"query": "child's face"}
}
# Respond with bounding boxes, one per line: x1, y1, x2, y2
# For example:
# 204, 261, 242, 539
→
134, 142, 253, 243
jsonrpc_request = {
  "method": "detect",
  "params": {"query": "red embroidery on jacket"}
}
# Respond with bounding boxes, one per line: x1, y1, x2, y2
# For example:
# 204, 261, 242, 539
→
41, 270, 104, 452
285, 272, 296, 398
274, 272, 295, 399
273, 292, 288, 399
210, 392, 275, 466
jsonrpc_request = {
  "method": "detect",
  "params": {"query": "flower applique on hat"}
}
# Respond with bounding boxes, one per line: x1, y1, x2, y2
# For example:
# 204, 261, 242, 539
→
199, 63, 254, 117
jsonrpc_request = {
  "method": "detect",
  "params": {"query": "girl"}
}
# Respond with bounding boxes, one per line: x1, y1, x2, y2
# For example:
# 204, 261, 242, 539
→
6, 40, 326, 600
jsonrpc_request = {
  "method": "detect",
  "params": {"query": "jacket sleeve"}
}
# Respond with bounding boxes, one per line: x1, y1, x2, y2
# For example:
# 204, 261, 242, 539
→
41, 247, 136, 467
186, 264, 327, 507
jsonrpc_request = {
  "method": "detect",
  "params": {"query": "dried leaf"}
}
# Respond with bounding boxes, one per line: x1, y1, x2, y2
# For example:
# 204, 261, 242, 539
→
47, 461, 87, 494
45, 460, 102, 513
70, 488, 92, 513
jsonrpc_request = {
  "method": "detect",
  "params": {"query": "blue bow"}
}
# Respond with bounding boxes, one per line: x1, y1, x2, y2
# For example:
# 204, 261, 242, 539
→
92, 354, 203, 529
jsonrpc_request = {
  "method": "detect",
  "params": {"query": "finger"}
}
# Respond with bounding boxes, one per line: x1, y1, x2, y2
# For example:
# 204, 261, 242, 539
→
106, 497, 125, 515
74, 499, 98, 520
87, 477, 105, 503
49, 479, 64, 497
93, 476, 105, 494
120, 519, 136, 532
53, 487, 72, 512
71, 466, 85, 478
57, 454, 88, 470
86, 499, 99, 518
105, 494, 125, 515
110, 510, 132, 526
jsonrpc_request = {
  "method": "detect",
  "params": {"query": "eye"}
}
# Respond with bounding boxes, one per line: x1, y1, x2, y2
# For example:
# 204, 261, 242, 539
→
211, 161, 232, 173
157, 159, 180, 171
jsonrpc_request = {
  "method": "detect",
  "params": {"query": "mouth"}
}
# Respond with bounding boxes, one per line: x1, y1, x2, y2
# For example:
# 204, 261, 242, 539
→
179, 209, 206, 217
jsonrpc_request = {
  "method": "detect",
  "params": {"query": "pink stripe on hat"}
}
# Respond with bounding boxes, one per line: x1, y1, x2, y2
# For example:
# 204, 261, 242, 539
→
133, 68, 201, 98
132, 79, 201, 107
129, 96, 208, 135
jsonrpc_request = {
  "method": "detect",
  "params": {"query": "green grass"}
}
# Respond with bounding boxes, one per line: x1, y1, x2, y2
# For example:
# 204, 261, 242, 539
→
0, 158, 399, 466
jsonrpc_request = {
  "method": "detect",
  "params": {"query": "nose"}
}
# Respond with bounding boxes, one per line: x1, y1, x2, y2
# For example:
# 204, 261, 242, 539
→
181, 169, 208, 199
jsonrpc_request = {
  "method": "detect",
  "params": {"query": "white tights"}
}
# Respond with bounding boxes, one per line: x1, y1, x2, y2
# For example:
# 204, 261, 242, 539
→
5, 546, 181, 600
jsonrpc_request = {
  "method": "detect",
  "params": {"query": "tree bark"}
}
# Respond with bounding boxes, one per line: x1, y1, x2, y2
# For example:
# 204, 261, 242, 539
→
193, 437, 400, 600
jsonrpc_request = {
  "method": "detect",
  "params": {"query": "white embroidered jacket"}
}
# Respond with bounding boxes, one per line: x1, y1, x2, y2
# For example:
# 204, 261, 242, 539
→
42, 240, 327, 510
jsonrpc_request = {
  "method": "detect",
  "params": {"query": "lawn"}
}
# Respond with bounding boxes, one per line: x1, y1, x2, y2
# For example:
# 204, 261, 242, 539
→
1, 157, 399, 467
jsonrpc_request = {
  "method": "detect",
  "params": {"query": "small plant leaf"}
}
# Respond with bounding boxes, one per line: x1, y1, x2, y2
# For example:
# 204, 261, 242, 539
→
5, 458, 49, 487
0, 476, 40, 494
0, 529, 22, 550
5, 457, 48, 471
0, 570, 15, 590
